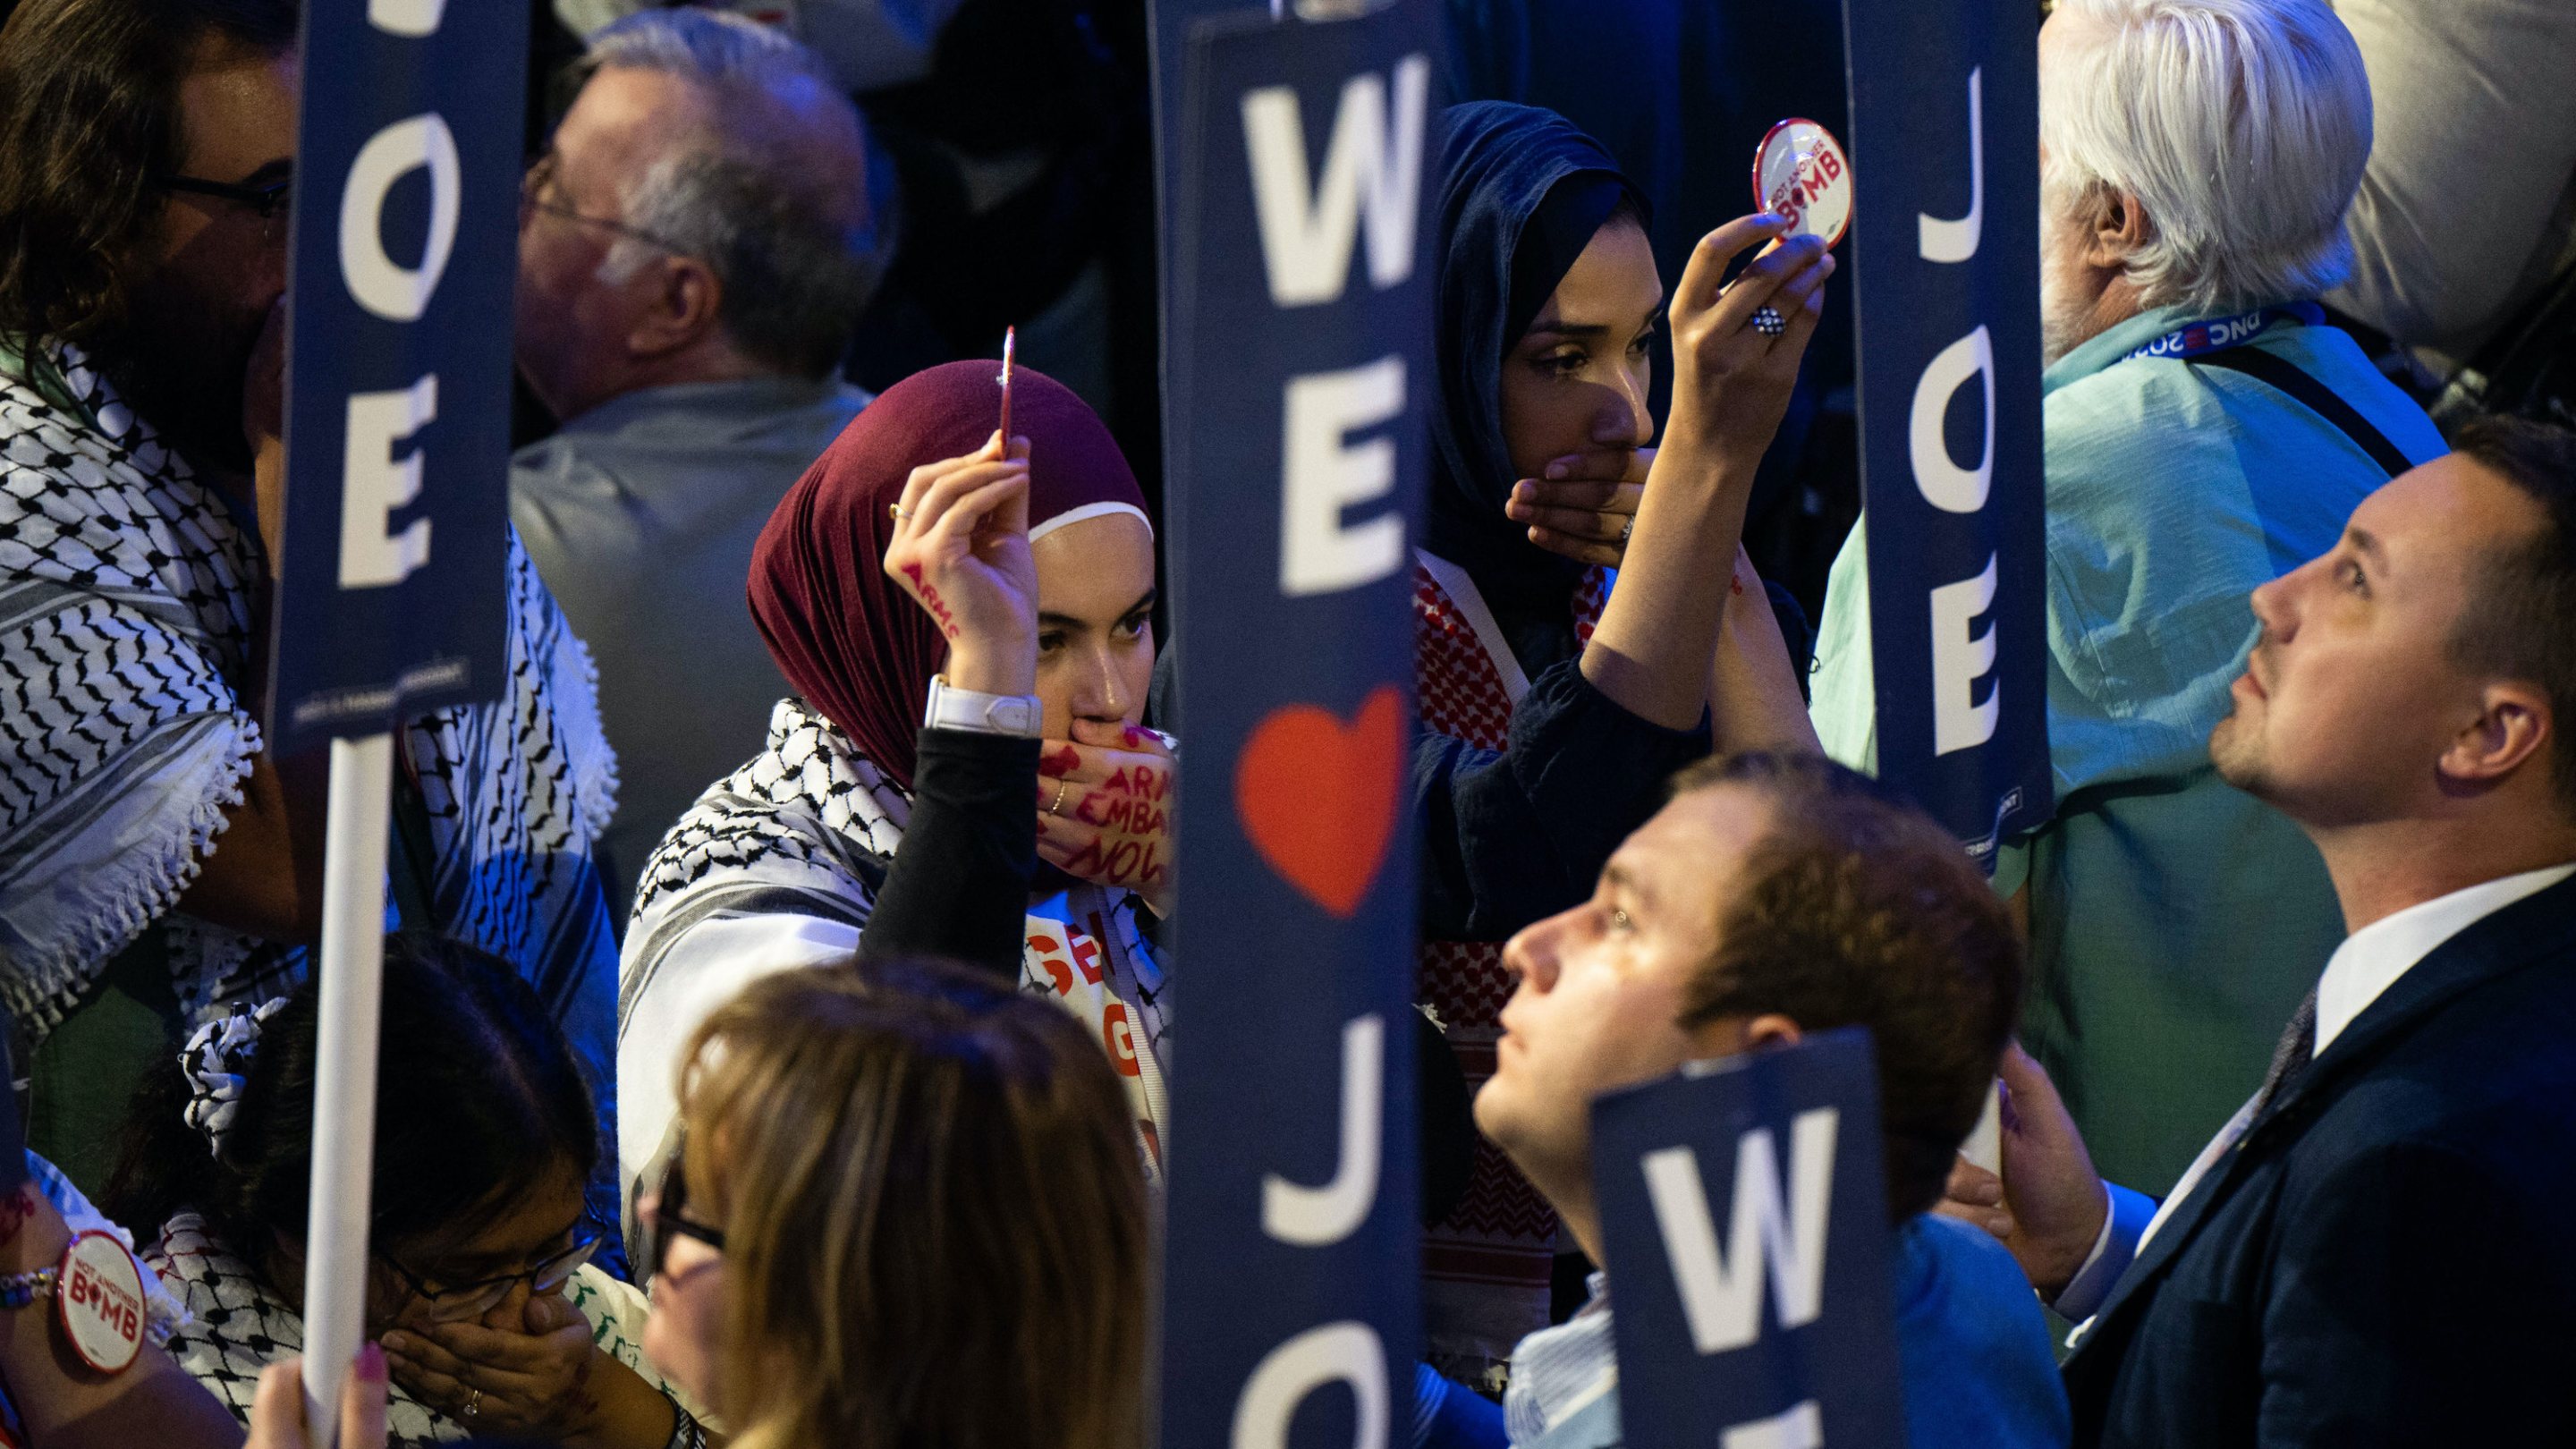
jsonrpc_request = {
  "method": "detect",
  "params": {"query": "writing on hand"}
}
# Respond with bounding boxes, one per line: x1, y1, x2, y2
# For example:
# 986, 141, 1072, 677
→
899, 561, 962, 640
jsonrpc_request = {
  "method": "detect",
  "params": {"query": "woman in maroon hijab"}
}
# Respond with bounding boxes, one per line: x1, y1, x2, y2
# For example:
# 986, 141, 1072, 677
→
615, 360, 1174, 1191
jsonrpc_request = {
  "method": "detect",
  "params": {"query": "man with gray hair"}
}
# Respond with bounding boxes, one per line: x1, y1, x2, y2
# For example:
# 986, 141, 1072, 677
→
1808, 0, 2447, 1196
512, 8, 879, 922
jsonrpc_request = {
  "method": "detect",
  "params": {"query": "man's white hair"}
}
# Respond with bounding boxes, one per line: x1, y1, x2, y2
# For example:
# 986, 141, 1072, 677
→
2041, 0, 2373, 314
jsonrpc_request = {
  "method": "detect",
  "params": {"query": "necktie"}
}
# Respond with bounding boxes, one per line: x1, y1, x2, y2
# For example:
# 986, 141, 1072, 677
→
2255, 986, 2319, 1115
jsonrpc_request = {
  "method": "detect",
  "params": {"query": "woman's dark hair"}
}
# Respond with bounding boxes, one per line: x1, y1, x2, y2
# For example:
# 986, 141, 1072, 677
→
105, 933, 599, 1258
0, 0, 299, 349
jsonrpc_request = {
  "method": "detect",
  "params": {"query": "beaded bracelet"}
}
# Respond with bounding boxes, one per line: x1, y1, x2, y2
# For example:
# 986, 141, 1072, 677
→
0, 1267, 56, 1311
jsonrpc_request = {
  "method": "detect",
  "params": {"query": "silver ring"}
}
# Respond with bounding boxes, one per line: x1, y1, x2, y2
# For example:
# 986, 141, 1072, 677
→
1751, 305, 1787, 337
1049, 779, 1071, 817
1618, 515, 1634, 544
465, 1387, 482, 1419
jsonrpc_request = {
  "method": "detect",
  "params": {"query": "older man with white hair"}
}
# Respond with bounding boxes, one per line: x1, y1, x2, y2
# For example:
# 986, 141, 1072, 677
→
511, 9, 880, 922
1808, 0, 2446, 1196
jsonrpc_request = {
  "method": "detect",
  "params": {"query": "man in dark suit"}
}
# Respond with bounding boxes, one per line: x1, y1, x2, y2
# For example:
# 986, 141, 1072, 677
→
1941, 414, 2576, 1445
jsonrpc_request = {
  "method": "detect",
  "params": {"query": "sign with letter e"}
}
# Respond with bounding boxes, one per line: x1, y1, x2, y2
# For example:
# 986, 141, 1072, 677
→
1843, 0, 2051, 860
1589, 1028, 1905, 1448
1156, 1, 1436, 1446
265, 0, 526, 753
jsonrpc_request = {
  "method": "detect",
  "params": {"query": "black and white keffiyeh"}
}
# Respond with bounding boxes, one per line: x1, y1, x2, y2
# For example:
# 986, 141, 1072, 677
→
0, 343, 620, 1046
148, 1212, 682, 1449
625, 697, 1172, 1176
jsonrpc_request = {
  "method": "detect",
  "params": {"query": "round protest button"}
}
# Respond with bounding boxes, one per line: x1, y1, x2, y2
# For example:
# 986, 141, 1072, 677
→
55, 1231, 146, 1376
1750, 117, 1852, 249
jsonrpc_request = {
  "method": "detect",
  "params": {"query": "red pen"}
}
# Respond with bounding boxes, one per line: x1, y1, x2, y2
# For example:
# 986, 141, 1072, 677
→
996, 325, 1015, 453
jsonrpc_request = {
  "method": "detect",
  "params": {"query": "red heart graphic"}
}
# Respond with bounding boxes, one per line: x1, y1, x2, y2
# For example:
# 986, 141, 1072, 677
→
1234, 685, 1405, 919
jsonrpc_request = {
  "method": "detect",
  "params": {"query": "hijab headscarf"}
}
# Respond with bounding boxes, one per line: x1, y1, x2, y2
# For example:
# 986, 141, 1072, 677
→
1431, 101, 1651, 674
748, 360, 1150, 792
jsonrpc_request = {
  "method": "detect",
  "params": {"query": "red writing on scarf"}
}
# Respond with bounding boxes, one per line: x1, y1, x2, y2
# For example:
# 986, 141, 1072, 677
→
1104, 1003, 1141, 1076
1069, 930, 1106, 985
1027, 928, 1075, 996
898, 562, 961, 640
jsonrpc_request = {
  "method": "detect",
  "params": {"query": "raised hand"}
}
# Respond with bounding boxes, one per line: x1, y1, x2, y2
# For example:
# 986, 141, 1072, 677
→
1035, 719, 1174, 918
883, 431, 1038, 698
1935, 1042, 2113, 1297
1505, 446, 1651, 567
1663, 216, 1835, 472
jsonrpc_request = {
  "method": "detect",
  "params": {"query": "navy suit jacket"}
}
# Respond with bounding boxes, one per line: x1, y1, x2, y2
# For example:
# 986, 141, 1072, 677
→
2063, 871, 2576, 1446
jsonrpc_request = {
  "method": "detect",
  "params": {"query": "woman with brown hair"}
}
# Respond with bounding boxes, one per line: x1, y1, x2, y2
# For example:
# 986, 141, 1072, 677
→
636, 955, 1148, 1449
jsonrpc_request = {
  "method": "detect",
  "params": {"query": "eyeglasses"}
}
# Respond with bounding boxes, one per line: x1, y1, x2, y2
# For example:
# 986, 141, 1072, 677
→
162, 168, 294, 246
635, 1126, 725, 1280
377, 1212, 606, 1325
520, 149, 688, 255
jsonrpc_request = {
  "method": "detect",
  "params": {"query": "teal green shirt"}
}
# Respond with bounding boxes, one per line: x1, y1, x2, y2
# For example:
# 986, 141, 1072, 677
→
1809, 303, 2445, 1192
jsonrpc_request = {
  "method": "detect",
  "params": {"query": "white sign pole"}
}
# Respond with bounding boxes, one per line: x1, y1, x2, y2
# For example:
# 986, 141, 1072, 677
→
299, 731, 395, 1449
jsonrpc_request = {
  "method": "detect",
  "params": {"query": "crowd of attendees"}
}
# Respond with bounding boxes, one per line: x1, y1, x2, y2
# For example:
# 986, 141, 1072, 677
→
0, 0, 2572, 1445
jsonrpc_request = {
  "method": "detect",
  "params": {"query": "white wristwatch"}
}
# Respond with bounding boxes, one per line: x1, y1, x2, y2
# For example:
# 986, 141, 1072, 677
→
923, 674, 1044, 738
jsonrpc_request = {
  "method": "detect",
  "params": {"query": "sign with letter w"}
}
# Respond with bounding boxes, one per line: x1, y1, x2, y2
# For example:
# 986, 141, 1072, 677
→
1589, 1029, 1906, 1448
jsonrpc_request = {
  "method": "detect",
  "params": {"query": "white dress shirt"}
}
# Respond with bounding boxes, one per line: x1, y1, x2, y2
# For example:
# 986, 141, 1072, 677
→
2055, 861, 2576, 1324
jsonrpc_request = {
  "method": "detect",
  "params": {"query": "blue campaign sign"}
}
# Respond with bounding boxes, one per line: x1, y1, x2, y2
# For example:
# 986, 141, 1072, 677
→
1157, 1, 1436, 1445
1843, 0, 2052, 859
264, 0, 527, 754
1589, 1029, 1906, 1449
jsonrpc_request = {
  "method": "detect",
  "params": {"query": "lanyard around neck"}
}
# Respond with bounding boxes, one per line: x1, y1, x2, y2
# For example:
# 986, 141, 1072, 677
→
2120, 301, 2325, 364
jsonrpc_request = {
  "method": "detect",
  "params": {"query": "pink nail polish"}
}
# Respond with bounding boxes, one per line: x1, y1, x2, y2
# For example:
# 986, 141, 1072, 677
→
358, 1341, 387, 1383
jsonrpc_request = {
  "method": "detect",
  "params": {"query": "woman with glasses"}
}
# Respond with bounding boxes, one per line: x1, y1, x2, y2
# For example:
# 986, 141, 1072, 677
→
635, 955, 1147, 1449
104, 934, 706, 1449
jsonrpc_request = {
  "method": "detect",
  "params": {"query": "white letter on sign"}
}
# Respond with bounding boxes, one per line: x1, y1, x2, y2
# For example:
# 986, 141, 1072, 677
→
1917, 68, 1983, 263
367, 0, 445, 34
1642, 1106, 1838, 1355
1909, 325, 1994, 513
340, 114, 461, 322
1722, 1400, 1824, 1449
340, 375, 436, 589
1281, 357, 1406, 597
1232, 1321, 1387, 1449
1241, 53, 1428, 307
1930, 555, 2001, 755
1263, 1013, 1382, 1246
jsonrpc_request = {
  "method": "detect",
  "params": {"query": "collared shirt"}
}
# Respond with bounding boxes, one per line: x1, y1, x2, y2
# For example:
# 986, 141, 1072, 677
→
2314, 862, 2576, 1054
1502, 1222, 2068, 1449
1504, 1274, 1616, 1446
1807, 301, 2448, 1195
512, 376, 869, 924
2055, 861, 2576, 1325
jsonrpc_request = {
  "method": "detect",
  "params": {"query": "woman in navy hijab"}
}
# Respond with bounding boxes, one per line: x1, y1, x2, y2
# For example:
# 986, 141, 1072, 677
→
1411, 99, 1832, 1386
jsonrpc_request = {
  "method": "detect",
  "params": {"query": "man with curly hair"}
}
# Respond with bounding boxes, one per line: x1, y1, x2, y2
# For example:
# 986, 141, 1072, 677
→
0, 0, 622, 1194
